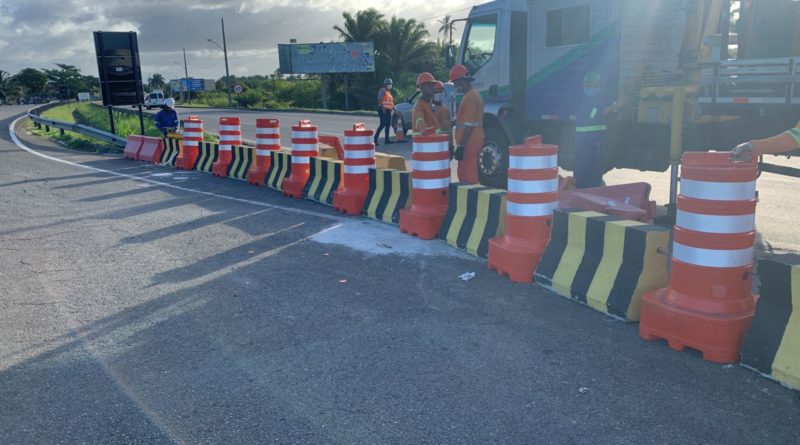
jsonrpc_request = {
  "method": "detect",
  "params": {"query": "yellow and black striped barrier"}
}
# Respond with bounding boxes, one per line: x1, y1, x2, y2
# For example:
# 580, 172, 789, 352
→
226, 145, 254, 181
266, 151, 292, 192
740, 259, 800, 390
363, 168, 412, 225
303, 157, 343, 206
160, 138, 180, 167
194, 142, 218, 173
534, 209, 670, 321
438, 183, 506, 259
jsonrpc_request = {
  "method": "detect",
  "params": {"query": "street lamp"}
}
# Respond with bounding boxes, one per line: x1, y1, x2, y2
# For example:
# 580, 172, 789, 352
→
206, 18, 232, 107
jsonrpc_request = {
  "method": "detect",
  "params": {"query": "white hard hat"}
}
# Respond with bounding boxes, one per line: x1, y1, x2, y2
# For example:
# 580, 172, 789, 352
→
165, 98, 175, 108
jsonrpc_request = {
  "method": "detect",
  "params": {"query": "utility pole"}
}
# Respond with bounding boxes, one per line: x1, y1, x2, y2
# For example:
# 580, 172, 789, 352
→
183, 48, 191, 104
221, 18, 232, 107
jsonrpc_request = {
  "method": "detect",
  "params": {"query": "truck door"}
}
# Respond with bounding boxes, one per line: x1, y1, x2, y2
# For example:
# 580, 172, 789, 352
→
461, 13, 500, 100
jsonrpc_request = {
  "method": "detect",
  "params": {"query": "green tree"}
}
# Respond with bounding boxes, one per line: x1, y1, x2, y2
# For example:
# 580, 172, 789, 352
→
378, 17, 435, 77
0, 70, 10, 104
333, 8, 386, 42
148, 73, 166, 91
12, 68, 47, 97
43, 64, 85, 99
437, 14, 456, 41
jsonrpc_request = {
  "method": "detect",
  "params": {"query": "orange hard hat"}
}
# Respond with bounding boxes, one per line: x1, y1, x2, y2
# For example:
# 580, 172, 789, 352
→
449, 64, 473, 82
433, 80, 444, 92
416, 72, 436, 87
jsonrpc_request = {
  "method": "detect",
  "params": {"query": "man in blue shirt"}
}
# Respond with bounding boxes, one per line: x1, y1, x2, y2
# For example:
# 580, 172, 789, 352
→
154, 98, 179, 136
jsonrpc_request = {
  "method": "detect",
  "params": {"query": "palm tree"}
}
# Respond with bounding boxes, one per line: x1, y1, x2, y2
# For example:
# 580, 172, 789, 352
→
334, 8, 386, 42
437, 14, 456, 41
378, 17, 436, 78
0, 70, 10, 104
148, 73, 166, 91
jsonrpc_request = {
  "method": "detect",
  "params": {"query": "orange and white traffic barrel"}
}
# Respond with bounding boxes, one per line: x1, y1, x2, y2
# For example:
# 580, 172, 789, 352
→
212, 117, 242, 177
488, 135, 558, 282
176, 115, 202, 170
640, 151, 758, 363
333, 123, 375, 215
399, 131, 451, 239
282, 120, 319, 198
247, 118, 280, 186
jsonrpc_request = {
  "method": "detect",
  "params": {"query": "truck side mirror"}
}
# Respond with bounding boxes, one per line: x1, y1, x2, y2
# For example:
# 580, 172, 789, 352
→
444, 45, 456, 68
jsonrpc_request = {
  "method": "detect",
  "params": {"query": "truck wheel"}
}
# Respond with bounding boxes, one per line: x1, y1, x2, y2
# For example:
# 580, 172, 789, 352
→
479, 126, 509, 188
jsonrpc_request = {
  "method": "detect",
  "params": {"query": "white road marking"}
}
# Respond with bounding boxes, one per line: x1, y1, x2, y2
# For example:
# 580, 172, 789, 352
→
9, 116, 345, 222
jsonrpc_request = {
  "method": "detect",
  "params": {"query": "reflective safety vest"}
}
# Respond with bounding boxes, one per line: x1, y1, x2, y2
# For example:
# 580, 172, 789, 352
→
381, 90, 394, 110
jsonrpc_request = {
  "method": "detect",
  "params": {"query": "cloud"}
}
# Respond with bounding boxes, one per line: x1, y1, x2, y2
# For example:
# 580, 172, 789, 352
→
0, 0, 471, 80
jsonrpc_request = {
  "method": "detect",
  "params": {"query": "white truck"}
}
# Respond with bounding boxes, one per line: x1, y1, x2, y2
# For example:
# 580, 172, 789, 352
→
144, 90, 167, 110
449, 0, 800, 187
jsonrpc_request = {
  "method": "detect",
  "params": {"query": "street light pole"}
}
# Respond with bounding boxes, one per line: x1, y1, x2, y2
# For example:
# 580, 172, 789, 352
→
221, 18, 232, 107
183, 47, 191, 104
173, 61, 184, 102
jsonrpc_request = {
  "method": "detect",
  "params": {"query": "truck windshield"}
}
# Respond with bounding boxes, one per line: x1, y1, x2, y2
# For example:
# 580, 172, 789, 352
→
462, 14, 497, 73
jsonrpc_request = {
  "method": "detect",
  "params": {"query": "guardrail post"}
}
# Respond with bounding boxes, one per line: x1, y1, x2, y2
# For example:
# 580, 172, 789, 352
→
45, 125, 50, 132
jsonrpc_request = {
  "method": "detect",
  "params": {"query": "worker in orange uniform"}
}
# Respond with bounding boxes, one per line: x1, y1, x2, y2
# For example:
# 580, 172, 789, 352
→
731, 121, 800, 162
432, 81, 452, 135
450, 64, 483, 184
411, 72, 439, 134
375, 78, 395, 146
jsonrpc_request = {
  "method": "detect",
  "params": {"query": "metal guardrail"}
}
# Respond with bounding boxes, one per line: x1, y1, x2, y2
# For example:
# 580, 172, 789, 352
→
27, 101, 128, 148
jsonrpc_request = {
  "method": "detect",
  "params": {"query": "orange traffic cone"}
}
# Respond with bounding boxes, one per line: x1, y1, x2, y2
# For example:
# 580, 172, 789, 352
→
488, 135, 559, 282
640, 152, 758, 363
212, 117, 241, 177
247, 118, 280, 186
399, 131, 451, 239
176, 116, 202, 170
333, 124, 375, 215
282, 120, 319, 198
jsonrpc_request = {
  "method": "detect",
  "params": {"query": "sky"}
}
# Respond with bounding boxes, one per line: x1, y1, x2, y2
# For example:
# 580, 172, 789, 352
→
0, 0, 472, 81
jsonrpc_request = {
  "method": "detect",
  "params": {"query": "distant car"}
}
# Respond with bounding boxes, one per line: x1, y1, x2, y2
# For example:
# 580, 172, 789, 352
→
392, 82, 456, 137
144, 91, 166, 110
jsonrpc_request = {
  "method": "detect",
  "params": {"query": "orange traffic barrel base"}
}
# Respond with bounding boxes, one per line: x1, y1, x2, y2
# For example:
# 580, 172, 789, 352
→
487, 237, 547, 283
282, 177, 306, 199
399, 208, 446, 240
333, 189, 367, 215
639, 288, 756, 363
247, 169, 267, 186
211, 162, 230, 178
175, 153, 198, 170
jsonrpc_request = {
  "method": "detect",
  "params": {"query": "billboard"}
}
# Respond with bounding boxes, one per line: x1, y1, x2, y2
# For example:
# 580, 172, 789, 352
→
278, 42, 375, 74
93, 31, 144, 106
170, 78, 217, 93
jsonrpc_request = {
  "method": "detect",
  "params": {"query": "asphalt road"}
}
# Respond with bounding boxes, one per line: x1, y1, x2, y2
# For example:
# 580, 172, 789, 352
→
177, 106, 800, 255
1, 105, 798, 443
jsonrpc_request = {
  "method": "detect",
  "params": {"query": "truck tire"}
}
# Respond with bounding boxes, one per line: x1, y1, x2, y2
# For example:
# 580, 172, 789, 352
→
478, 126, 509, 189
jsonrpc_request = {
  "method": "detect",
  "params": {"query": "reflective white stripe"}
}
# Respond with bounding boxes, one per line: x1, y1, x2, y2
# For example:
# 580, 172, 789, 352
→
292, 144, 318, 152
256, 138, 280, 146
412, 159, 450, 171
344, 165, 373, 174
680, 178, 756, 201
672, 242, 753, 268
219, 135, 241, 142
183, 131, 203, 136
219, 125, 241, 131
256, 149, 273, 156
218, 145, 232, 151
183, 122, 203, 129
183, 140, 199, 147
414, 141, 449, 153
676, 210, 755, 234
508, 178, 558, 194
413, 177, 449, 189
509, 155, 557, 169
345, 136, 372, 145
256, 128, 279, 135
344, 149, 375, 159
506, 201, 557, 217
292, 156, 310, 164
292, 131, 317, 139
